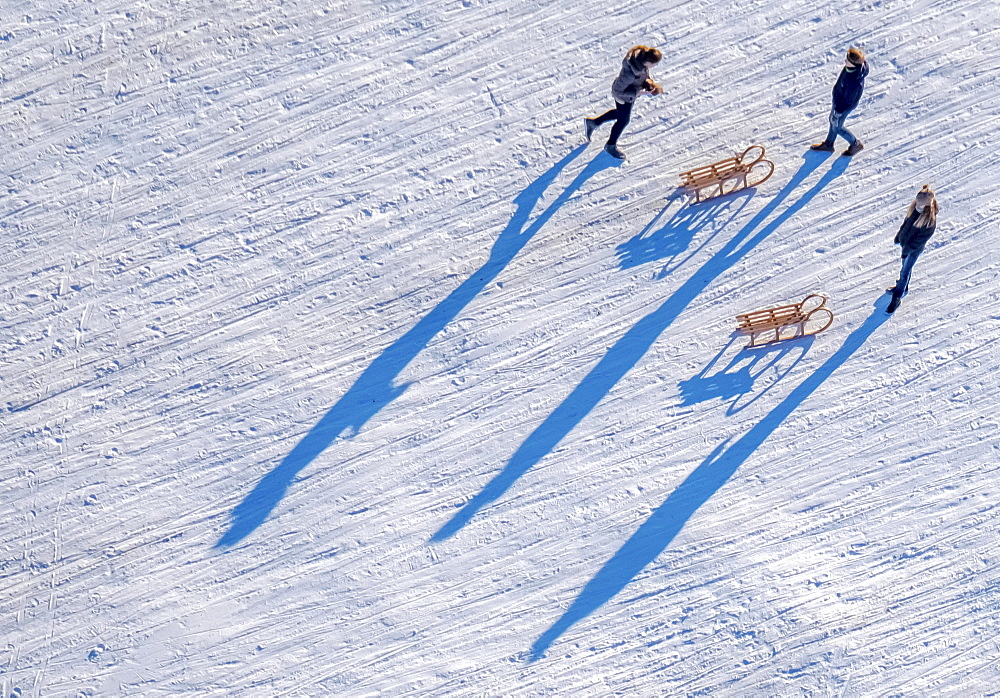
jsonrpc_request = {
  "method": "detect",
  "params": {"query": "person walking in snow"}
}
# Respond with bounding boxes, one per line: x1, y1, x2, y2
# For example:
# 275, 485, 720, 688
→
811, 47, 869, 157
887, 185, 938, 314
584, 45, 663, 160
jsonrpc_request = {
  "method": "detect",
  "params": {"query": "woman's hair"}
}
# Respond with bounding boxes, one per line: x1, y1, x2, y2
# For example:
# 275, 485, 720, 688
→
630, 46, 662, 64
906, 184, 938, 228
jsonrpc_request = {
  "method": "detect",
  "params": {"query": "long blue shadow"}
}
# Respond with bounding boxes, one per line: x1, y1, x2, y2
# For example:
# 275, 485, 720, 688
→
432, 151, 847, 543
530, 297, 891, 660
217, 145, 615, 547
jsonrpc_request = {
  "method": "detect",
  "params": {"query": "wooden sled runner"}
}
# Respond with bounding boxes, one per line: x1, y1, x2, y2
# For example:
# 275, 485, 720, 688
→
735, 294, 834, 348
679, 145, 775, 203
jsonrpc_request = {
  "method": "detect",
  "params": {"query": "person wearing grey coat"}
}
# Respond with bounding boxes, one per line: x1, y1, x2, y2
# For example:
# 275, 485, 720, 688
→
585, 46, 663, 160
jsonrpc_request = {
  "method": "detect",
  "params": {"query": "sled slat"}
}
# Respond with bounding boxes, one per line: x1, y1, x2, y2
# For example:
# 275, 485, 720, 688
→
735, 294, 834, 347
679, 145, 773, 203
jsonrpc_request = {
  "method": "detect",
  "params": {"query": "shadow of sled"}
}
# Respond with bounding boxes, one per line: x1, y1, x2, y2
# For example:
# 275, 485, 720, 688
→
616, 188, 753, 275
678, 335, 814, 415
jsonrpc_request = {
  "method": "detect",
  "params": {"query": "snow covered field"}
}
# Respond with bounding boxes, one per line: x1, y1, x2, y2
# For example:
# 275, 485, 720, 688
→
3, 0, 999, 693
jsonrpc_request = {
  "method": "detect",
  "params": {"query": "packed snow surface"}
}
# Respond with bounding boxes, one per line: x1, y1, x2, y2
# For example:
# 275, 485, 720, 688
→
3, 0, 999, 694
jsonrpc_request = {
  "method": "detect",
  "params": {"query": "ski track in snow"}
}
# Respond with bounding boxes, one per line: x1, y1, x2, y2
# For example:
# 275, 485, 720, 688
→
2, 0, 999, 694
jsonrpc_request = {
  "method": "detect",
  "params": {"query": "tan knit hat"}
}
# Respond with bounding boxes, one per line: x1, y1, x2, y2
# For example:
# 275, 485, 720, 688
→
847, 47, 865, 66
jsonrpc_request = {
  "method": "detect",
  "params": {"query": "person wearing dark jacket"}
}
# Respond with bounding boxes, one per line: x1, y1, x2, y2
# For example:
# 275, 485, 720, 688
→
811, 47, 869, 157
887, 185, 938, 314
584, 46, 663, 160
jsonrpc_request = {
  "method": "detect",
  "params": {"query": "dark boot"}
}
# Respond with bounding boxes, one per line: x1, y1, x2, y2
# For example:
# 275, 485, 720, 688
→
886, 294, 902, 314
604, 143, 626, 160
584, 118, 597, 142
843, 140, 864, 157
810, 141, 835, 152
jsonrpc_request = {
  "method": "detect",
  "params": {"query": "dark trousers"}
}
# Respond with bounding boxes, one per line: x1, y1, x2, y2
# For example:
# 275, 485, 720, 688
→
594, 100, 633, 145
893, 249, 922, 297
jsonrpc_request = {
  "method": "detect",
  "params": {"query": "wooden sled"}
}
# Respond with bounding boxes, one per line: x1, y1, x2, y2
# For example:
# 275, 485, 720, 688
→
735, 294, 834, 348
679, 145, 775, 203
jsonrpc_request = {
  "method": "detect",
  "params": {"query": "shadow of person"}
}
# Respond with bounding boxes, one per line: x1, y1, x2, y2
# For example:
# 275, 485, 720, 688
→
432, 151, 847, 543
529, 295, 892, 661
216, 144, 618, 547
